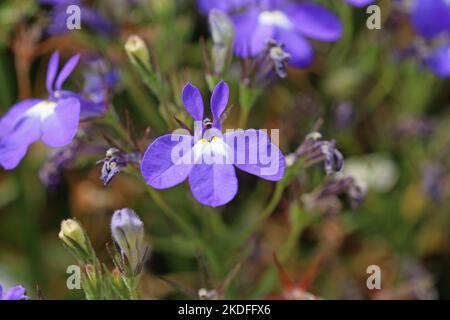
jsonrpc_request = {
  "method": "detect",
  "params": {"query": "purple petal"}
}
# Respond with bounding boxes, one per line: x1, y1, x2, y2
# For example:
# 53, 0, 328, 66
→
224, 129, 285, 181
0, 116, 41, 170
345, 0, 374, 7
182, 83, 204, 121
188, 163, 237, 207
41, 98, 80, 147
426, 44, 450, 78
276, 30, 314, 68
0, 284, 3, 298
55, 54, 81, 90
411, 0, 450, 39
197, 0, 252, 14
210, 80, 229, 130
141, 134, 194, 189
3, 286, 27, 300
0, 99, 42, 136
232, 9, 274, 57
59, 90, 107, 119
46, 51, 60, 93
285, 3, 342, 41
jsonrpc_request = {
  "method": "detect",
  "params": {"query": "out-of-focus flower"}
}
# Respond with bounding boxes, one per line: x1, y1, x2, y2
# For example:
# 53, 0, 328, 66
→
341, 153, 399, 193
395, 116, 434, 138
96, 148, 141, 186
422, 163, 445, 201
200, 0, 342, 68
197, 0, 252, 15
39, 141, 79, 188
287, 132, 344, 176
111, 208, 147, 274
0, 51, 82, 170
0, 284, 29, 300
302, 176, 368, 214
335, 101, 354, 130
79, 56, 119, 118
141, 81, 285, 207
40, 0, 117, 36
408, 0, 450, 77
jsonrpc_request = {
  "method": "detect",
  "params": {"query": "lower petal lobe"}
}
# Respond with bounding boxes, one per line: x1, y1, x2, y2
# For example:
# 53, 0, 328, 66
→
188, 162, 238, 207
0, 116, 41, 170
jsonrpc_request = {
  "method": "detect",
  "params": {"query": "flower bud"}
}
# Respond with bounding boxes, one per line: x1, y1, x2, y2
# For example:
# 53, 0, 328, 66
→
209, 9, 234, 75
125, 35, 151, 71
59, 219, 88, 252
111, 208, 146, 273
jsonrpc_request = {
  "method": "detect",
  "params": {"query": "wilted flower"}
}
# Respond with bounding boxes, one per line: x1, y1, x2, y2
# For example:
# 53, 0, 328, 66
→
0, 283, 29, 300
287, 132, 344, 176
141, 81, 285, 207
97, 148, 141, 186
302, 176, 368, 214
111, 208, 147, 274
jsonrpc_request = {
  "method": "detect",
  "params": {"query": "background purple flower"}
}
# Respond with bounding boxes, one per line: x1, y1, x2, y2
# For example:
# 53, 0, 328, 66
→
203, 0, 342, 68
0, 284, 28, 300
40, 0, 117, 36
141, 81, 285, 207
409, 0, 450, 77
0, 51, 82, 170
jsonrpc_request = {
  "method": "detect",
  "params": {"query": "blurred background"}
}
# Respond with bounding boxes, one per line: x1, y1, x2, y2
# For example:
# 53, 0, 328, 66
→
0, 0, 449, 299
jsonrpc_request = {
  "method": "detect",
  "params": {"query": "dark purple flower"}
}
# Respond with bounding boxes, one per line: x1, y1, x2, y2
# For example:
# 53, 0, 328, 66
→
97, 148, 141, 186
0, 51, 82, 170
0, 284, 29, 300
201, 0, 342, 68
141, 81, 285, 207
425, 44, 450, 78
289, 132, 344, 176
40, 0, 117, 36
39, 141, 79, 187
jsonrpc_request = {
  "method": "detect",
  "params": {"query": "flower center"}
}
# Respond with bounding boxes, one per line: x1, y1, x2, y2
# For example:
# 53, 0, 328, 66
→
192, 136, 229, 164
25, 100, 57, 121
258, 10, 293, 30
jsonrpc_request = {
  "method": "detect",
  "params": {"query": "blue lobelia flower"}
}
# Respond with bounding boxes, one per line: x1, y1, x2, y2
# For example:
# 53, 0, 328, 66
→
199, 0, 342, 68
141, 81, 285, 207
0, 51, 82, 170
0, 283, 29, 300
410, 0, 450, 77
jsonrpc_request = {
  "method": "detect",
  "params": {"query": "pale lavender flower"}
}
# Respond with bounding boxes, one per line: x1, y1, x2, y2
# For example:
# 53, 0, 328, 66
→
0, 51, 82, 170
